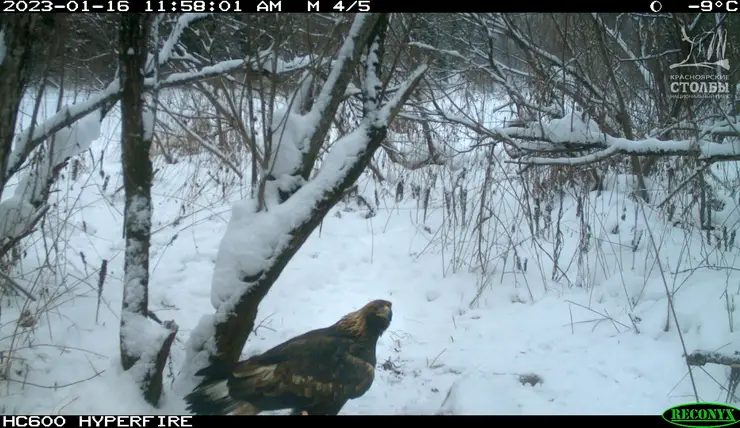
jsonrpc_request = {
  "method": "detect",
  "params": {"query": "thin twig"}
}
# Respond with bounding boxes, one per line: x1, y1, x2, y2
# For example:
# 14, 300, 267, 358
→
640, 203, 700, 402
4, 369, 105, 389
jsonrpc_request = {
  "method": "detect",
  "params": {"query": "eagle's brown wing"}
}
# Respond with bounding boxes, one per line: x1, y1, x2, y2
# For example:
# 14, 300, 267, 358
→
226, 332, 375, 411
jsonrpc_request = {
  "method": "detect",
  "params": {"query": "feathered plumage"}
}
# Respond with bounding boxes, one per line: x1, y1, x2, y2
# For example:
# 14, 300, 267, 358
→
184, 299, 393, 415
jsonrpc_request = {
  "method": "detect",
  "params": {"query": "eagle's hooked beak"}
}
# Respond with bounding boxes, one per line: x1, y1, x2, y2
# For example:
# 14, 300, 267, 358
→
378, 304, 392, 320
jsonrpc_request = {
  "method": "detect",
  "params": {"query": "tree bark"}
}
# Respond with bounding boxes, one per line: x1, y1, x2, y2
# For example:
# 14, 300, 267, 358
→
118, 13, 178, 407
0, 15, 44, 203
214, 126, 389, 365
200, 15, 423, 367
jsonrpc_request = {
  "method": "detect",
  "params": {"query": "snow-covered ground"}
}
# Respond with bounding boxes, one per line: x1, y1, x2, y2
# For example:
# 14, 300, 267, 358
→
2, 94, 739, 415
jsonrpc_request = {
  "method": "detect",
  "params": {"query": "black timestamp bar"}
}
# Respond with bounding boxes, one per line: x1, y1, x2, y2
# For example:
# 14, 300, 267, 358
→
2, 0, 693, 12
135, 0, 691, 12
142, 0, 369, 12
2, 0, 131, 12
145, 0, 245, 12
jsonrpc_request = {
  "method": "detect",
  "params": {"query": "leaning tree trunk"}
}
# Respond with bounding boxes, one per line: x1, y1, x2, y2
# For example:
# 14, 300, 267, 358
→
184, 13, 427, 373
118, 13, 178, 407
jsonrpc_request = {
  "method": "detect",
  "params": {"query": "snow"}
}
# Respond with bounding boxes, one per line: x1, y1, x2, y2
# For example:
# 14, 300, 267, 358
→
120, 312, 172, 384
142, 105, 155, 143
3, 139, 726, 415
3, 92, 740, 416
7, 82, 117, 175
0, 108, 101, 242
494, 111, 740, 164
157, 14, 211, 67
268, 109, 312, 178
0, 196, 36, 240
193, 124, 375, 350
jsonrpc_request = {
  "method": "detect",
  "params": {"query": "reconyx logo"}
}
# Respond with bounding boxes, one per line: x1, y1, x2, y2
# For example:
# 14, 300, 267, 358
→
663, 403, 740, 428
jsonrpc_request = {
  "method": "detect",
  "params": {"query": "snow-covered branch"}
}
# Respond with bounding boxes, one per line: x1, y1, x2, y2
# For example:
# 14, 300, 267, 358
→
183, 13, 427, 379
6, 51, 282, 183
686, 350, 740, 367
0, 109, 102, 245
155, 13, 210, 70
264, 14, 382, 205
498, 114, 740, 165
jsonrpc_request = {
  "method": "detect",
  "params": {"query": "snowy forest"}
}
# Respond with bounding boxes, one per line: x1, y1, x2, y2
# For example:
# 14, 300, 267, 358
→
1, 12, 740, 415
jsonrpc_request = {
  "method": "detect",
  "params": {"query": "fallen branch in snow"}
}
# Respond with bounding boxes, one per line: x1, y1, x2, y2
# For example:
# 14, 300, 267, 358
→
686, 350, 740, 368
439, 112, 740, 166
522, 119, 740, 160
564, 300, 632, 332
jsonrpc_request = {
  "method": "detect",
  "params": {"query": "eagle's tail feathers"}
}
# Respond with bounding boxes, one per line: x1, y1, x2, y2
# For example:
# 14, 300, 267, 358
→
186, 361, 256, 415
193, 359, 233, 379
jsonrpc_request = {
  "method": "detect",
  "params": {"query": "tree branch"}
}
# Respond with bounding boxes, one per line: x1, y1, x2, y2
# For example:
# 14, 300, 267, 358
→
687, 350, 740, 368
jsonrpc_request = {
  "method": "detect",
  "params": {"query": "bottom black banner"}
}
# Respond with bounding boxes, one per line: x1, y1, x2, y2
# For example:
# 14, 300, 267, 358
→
1, 415, 668, 427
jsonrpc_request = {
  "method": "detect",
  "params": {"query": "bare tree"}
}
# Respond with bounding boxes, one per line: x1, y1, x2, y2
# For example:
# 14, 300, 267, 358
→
0, 15, 69, 299
414, 13, 738, 206
183, 13, 427, 373
118, 13, 178, 407
1, 11, 322, 404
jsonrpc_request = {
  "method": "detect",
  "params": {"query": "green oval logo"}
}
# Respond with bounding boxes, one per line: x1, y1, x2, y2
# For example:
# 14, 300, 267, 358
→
663, 403, 740, 428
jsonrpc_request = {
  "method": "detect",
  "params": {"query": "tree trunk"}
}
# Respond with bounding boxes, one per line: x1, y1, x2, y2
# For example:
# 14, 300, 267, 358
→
184, 14, 426, 371
213, 133, 387, 365
0, 15, 43, 203
118, 13, 178, 407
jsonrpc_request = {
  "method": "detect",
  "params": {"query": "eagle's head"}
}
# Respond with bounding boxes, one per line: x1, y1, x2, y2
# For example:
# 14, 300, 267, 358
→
338, 299, 393, 338
362, 299, 393, 335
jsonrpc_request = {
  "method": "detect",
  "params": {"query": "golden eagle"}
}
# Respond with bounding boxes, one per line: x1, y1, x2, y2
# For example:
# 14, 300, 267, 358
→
185, 299, 393, 415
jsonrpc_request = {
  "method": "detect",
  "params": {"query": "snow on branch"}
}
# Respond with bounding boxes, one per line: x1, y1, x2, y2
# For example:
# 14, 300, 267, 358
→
701, 115, 740, 139
1, 109, 102, 247
212, 13, 383, 304
6, 81, 119, 180
6, 51, 287, 182
377, 66, 428, 125
155, 13, 210, 69
439, 108, 740, 166
303, 14, 381, 160
209, 67, 428, 312
183, 15, 427, 374
686, 350, 740, 367
255, 53, 315, 75
263, 14, 381, 205
501, 113, 740, 165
